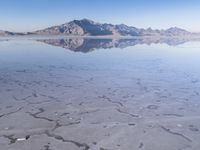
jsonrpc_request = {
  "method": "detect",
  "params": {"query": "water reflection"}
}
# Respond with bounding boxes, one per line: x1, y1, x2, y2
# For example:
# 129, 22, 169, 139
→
37, 37, 196, 53
1, 38, 200, 150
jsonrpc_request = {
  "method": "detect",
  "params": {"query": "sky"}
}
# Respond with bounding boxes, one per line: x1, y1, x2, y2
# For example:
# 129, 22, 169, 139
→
0, 0, 200, 32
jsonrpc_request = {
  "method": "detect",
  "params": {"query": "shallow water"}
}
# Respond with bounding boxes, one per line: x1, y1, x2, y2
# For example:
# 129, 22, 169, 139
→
0, 38, 200, 150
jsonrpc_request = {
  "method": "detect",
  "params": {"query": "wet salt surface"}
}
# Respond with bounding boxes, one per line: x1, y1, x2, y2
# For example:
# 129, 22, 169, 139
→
0, 39, 200, 150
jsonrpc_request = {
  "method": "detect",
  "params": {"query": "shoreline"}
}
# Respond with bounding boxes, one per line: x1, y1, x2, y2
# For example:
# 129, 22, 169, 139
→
1, 35, 200, 40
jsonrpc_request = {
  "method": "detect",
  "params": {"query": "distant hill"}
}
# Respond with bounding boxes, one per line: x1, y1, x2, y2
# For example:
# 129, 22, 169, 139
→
0, 30, 25, 36
0, 30, 14, 36
34, 19, 194, 37
0, 19, 198, 37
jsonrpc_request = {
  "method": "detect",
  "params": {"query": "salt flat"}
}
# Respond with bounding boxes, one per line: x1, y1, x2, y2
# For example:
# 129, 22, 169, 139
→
0, 39, 200, 150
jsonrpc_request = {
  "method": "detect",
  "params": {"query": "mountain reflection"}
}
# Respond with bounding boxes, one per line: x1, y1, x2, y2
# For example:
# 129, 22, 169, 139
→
38, 38, 193, 53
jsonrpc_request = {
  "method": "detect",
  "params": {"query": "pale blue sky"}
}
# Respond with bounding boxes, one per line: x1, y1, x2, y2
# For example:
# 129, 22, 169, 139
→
0, 0, 200, 32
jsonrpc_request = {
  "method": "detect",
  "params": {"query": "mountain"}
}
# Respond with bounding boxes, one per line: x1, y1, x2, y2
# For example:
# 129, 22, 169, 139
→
0, 30, 14, 36
34, 22, 85, 35
34, 19, 194, 37
0, 19, 198, 37
164, 27, 192, 36
35, 19, 116, 36
0, 30, 26, 36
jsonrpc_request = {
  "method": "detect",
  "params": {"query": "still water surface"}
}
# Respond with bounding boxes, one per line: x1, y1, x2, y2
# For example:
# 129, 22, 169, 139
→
0, 38, 200, 150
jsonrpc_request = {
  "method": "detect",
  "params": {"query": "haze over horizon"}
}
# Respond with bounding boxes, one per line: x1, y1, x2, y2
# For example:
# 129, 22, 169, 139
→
0, 0, 200, 32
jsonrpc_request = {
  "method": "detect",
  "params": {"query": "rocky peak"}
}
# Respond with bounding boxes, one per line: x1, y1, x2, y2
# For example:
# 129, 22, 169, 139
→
0, 19, 196, 37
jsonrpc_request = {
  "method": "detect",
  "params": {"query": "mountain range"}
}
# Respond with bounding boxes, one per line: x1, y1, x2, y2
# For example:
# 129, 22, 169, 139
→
0, 30, 24, 36
0, 19, 199, 37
